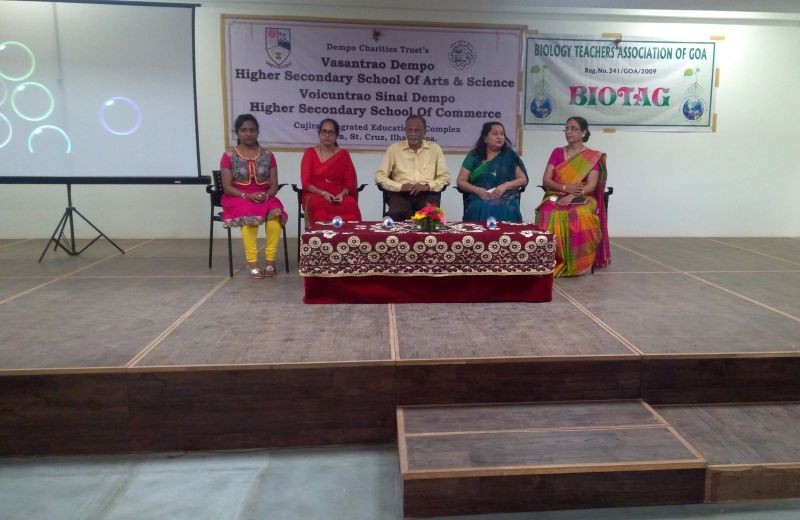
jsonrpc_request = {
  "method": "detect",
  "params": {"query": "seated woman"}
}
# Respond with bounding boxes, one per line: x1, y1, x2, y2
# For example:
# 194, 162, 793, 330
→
220, 113, 287, 279
535, 116, 610, 277
300, 118, 361, 227
456, 121, 528, 222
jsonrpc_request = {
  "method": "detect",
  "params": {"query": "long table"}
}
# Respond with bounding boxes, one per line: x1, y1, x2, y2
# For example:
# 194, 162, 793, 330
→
298, 221, 556, 304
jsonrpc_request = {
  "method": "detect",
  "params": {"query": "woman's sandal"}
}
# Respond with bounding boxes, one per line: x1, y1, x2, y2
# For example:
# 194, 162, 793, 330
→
248, 266, 265, 279
263, 263, 277, 277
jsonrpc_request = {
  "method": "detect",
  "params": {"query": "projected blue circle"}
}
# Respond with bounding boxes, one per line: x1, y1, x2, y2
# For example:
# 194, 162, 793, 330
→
0, 112, 12, 149
10, 82, 54, 121
99, 97, 142, 135
0, 78, 8, 107
28, 125, 72, 154
0, 41, 36, 82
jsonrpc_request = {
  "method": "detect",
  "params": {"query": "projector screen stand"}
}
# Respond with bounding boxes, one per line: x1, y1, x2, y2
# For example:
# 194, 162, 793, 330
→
38, 183, 125, 262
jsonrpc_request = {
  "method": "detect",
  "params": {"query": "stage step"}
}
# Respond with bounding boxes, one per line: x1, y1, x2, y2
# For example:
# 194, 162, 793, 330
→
656, 402, 800, 503
397, 400, 707, 518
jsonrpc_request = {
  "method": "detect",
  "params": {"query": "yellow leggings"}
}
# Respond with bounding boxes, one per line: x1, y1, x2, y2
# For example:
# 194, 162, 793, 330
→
241, 218, 282, 263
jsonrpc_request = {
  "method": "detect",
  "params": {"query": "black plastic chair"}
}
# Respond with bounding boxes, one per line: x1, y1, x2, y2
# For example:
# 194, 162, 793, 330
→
208, 170, 290, 276
377, 183, 447, 217
291, 183, 367, 260
376, 183, 391, 217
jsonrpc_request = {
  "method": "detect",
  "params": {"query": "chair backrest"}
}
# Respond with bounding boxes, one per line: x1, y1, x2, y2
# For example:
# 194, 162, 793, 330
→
291, 184, 305, 218
210, 170, 224, 208
376, 183, 390, 217
378, 183, 448, 217
456, 185, 525, 221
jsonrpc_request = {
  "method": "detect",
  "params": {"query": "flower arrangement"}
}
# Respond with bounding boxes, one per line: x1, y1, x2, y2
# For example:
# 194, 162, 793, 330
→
411, 204, 446, 232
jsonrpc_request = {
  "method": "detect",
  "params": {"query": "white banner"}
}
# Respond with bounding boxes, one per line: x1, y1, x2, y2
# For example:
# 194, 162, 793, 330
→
223, 17, 523, 151
524, 35, 716, 131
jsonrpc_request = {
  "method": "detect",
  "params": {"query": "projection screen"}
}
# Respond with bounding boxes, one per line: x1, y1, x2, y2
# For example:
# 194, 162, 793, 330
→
0, 0, 201, 184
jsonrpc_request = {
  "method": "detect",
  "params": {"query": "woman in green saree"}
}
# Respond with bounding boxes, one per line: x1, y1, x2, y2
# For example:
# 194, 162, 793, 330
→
457, 121, 528, 222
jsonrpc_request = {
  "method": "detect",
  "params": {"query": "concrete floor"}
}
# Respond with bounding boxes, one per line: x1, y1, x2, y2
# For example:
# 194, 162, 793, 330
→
2, 445, 800, 520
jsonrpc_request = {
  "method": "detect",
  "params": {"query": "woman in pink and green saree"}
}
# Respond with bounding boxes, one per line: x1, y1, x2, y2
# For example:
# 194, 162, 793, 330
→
535, 116, 610, 277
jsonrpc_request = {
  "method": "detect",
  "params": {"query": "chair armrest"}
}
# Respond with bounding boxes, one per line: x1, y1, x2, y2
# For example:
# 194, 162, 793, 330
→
291, 183, 303, 194
275, 183, 287, 193
357, 183, 368, 192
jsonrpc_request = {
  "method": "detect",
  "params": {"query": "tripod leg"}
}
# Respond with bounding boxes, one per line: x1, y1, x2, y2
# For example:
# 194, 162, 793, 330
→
53, 212, 68, 252
71, 208, 125, 254
39, 210, 71, 262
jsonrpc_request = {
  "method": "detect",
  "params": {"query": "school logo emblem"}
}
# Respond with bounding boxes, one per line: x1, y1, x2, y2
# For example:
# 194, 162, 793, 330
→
448, 41, 475, 70
265, 28, 291, 66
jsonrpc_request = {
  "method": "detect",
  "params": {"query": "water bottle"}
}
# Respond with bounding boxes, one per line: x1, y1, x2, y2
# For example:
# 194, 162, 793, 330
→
382, 216, 394, 230
331, 216, 343, 228
486, 216, 498, 230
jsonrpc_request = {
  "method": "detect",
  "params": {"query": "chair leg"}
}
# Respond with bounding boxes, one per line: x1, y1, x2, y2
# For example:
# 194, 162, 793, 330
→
226, 227, 233, 278
281, 222, 290, 273
208, 212, 214, 269
297, 213, 302, 262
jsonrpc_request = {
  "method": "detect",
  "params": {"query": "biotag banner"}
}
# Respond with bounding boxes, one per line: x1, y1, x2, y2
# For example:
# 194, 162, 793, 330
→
524, 35, 716, 131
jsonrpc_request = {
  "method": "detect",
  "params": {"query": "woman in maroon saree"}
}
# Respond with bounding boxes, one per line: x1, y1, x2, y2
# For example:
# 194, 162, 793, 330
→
300, 118, 361, 227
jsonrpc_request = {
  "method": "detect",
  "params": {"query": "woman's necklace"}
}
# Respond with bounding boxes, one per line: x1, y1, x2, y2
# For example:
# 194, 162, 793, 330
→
564, 145, 584, 161
235, 146, 261, 161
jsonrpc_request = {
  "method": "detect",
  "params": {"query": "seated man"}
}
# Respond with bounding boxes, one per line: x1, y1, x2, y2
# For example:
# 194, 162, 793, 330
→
375, 115, 450, 220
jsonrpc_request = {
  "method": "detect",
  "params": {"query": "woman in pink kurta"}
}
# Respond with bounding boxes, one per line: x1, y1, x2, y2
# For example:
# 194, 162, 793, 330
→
220, 114, 287, 278
300, 118, 361, 227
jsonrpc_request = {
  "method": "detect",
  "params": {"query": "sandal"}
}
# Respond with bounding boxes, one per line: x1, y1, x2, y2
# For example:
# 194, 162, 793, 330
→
248, 266, 265, 279
263, 263, 276, 277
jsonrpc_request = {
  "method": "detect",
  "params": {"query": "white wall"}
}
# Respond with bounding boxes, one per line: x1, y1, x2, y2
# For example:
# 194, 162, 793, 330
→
2, 0, 799, 238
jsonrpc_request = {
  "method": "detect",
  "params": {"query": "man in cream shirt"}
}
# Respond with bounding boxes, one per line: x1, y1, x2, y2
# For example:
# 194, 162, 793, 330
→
375, 115, 450, 220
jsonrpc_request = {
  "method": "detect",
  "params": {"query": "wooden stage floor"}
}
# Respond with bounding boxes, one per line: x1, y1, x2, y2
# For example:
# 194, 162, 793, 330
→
1, 236, 799, 513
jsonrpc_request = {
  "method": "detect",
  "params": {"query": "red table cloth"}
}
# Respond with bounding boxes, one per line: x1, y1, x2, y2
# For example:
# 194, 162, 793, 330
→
299, 221, 555, 304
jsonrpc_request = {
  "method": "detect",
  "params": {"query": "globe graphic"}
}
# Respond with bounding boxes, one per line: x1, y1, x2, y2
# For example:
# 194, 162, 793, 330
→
530, 94, 553, 120
682, 97, 705, 121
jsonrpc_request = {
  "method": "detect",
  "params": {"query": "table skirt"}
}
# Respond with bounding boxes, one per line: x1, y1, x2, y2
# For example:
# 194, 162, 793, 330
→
303, 274, 553, 304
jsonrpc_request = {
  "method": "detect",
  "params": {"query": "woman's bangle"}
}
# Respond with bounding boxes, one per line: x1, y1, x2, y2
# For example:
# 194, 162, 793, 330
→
241, 192, 247, 199
562, 185, 566, 191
